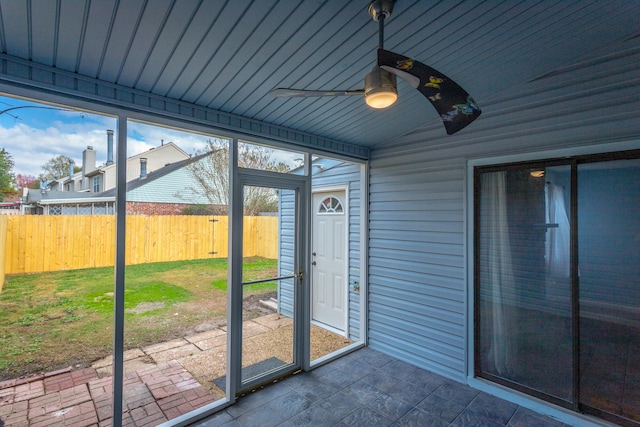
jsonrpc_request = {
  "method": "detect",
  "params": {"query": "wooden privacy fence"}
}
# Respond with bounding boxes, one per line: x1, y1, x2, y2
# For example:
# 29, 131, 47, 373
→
0, 216, 6, 290
1, 215, 278, 277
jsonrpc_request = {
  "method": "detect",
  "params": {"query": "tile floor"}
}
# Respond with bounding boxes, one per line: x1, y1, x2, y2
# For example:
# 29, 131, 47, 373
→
192, 347, 571, 427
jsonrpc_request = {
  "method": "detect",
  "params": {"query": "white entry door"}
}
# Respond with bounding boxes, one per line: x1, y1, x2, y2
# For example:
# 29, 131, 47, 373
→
312, 191, 346, 332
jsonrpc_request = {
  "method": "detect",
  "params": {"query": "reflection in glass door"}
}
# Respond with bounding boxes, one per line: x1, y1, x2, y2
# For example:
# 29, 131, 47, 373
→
475, 164, 574, 402
239, 182, 303, 391
578, 158, 640, 424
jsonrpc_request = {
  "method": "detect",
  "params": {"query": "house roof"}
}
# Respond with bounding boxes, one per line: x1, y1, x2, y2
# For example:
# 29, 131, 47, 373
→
24, 150, 210, 205
0, 1, 636, 151
93, 142, 189, 175
1, 193, 21, 204
44, 141, 189, 185
98, 152, 210, 197
24, 189, 97, 204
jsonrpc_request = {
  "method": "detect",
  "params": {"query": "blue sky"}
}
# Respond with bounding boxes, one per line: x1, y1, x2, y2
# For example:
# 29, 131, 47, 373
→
0, 94, 211, 179
0, 93, 303, 182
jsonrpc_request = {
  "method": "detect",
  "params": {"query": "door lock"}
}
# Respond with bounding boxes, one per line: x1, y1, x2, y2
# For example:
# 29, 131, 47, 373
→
298, 266, 304, 284
311, 261, 316, 266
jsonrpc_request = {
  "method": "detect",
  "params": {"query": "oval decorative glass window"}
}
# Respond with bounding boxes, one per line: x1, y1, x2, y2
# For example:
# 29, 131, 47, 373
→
318, 195, 344, 214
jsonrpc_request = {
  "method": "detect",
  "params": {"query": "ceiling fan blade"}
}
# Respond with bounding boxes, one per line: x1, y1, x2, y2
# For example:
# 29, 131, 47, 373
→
378, 49, 481, 135
270, 88, 364, 97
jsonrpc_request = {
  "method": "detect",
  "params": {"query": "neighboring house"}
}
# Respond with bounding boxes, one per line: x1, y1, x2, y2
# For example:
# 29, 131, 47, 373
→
21, 189, 115, 215
47, 130, 110, 193
23, 141, 203, 215
87, 141, 190, 194
99, 152, 223, 215
48, 159, 82, 192
47, 130, 190, 195
0, 194, 21, 215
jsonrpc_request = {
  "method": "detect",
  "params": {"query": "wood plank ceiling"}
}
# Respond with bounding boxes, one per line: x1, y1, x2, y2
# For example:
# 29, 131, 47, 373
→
0, 0, 637, 148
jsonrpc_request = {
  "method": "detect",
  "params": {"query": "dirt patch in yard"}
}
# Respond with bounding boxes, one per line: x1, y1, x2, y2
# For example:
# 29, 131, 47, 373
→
126, 302, 166, 314
243, 291, 277, 319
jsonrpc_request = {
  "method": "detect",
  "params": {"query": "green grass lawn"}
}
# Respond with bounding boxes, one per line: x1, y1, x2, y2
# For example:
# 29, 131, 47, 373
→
0, 257, 277, 380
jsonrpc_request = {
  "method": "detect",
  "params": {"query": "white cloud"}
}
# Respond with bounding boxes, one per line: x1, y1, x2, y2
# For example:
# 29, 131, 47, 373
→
127, 121, 211, 155
2, 126, 116, 176
1, 116, 212, 178
0, 96, 299, 179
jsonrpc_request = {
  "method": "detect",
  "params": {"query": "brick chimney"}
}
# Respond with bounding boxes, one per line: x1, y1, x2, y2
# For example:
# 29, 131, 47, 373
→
82, 146, 97, 191
82, 146, 97, 175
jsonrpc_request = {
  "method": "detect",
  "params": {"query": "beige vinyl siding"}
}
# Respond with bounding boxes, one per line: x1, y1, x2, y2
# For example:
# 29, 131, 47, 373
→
102, 143, 189, 190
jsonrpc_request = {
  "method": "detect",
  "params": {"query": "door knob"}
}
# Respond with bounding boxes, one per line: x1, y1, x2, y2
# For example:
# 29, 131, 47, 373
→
312, 261, 316, 266
312, 252, 316, 256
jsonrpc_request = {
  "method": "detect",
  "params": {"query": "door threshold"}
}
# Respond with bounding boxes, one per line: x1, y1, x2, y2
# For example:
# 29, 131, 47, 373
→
311, 319, 346, 337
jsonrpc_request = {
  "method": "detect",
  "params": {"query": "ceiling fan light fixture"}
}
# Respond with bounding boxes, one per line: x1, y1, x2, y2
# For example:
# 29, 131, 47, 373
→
270, 0, 480, 133
364, 66, 397, 109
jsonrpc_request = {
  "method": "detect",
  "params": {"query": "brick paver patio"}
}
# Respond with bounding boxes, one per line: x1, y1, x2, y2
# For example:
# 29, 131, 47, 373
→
0, 312, 357, 426
0, 357, 216, 426
0, 314, 293, 426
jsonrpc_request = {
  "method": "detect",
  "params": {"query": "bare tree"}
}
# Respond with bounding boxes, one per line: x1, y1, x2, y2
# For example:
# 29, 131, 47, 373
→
185, 139, 292, 215
39, 155, 80, 183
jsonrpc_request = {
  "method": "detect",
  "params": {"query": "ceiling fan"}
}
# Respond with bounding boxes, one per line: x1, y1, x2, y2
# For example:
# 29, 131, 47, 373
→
270, 0, 481, 135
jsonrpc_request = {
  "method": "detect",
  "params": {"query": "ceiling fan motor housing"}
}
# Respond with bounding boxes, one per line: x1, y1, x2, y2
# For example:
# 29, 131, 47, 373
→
368, 0, 395, 21
364, 66, 398, 109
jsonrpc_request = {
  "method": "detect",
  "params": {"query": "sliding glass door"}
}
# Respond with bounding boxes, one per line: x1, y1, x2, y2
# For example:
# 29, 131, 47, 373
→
577, 158, 640, 424
475, 163, 574, 403
475, 152, 640, 426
